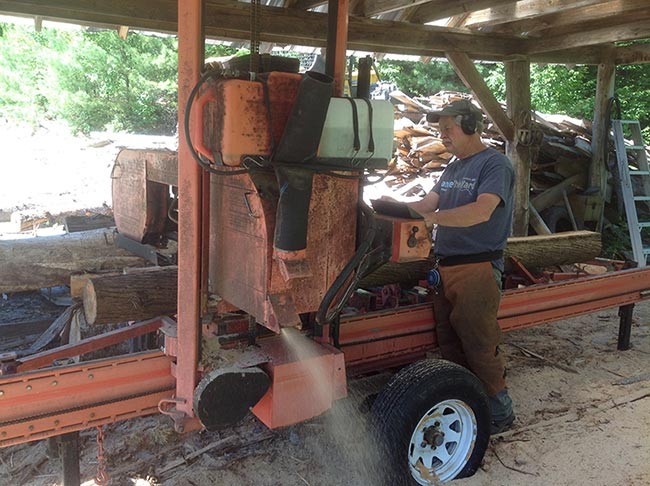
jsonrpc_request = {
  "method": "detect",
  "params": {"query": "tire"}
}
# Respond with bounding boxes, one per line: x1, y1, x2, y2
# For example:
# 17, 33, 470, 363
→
370, 359, 490, 485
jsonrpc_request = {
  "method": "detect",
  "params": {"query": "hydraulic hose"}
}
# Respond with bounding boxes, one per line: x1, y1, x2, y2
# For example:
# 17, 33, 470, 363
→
183, 70, 251, 176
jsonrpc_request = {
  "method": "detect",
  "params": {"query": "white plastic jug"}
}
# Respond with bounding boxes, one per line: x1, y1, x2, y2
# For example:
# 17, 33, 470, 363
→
317, 98, 394, 169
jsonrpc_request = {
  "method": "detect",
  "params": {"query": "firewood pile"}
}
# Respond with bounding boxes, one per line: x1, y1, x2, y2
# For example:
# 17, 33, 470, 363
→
385, 89, 596, 203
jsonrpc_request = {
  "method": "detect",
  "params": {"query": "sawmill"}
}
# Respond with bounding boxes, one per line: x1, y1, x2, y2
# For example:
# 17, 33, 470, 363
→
1, 1, 650, 485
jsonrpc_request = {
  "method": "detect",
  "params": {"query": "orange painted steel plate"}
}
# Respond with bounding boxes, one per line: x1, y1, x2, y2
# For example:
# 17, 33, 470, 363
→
0, 351, 174, 447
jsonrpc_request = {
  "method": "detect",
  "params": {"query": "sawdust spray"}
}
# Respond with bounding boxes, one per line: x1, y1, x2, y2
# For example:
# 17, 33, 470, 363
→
280, 328, 386, 484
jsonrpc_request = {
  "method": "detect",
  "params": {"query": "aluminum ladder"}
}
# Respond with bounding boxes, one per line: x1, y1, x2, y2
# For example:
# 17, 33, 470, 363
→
612, 119, 650, 267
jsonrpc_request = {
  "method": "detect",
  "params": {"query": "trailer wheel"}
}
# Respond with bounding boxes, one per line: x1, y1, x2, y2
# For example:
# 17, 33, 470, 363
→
371, 359, 490, 485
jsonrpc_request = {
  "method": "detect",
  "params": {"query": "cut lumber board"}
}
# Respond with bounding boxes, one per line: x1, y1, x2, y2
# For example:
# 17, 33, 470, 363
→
0, 228, 146, 293
64, 214, 115, 233
83, 266, 178, 325
359, 231, 602, 287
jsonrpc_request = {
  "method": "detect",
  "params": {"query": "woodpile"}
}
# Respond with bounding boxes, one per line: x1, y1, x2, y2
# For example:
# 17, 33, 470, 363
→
386, 90, 595, 225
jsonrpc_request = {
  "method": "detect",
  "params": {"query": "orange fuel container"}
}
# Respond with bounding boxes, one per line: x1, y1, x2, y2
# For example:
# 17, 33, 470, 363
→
197, 73, 301, 166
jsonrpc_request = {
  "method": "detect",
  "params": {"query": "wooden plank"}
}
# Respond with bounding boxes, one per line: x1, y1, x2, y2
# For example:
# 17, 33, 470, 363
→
463, 0, 611, 28
291, 0, 326, 9
445, 51, 515, 141
363, 0, 432, 18
63, 214, 115, 233
528, 204, 552, 235
530, 173, 585, 213
0, 0, 523, 58
526, 20, 650, 54
487, 0, 650, 36
409, 0, 518, 25
0, 0, 643, 64
506, 59, 532, 236
616, 43, 650, 64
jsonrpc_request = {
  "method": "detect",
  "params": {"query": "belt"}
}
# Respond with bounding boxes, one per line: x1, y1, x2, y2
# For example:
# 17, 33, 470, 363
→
437, 250, 503, 267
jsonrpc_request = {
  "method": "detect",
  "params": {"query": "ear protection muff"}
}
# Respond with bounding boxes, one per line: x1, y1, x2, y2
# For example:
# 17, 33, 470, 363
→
460, 112, 477, 135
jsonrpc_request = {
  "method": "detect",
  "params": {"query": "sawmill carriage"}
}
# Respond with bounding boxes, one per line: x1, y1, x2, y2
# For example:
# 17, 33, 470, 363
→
1, 1, 650, 485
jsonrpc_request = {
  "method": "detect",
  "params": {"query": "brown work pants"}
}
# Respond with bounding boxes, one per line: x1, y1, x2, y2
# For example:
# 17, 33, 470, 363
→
433, 261, 506, 397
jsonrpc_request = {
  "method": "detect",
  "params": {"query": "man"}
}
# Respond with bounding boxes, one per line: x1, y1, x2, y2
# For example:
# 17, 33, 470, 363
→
409, 99, 515, 434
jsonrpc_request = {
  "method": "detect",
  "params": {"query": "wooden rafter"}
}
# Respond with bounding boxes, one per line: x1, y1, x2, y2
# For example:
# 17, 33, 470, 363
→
0, 0, 648, 64
407, 0, 517, 25
445, 51, 515, 141
291, 0, 326, 10
527, 20, 650, 54
463, 0, 612, 28
484, 0, 650, 36
363, 0, 432, 18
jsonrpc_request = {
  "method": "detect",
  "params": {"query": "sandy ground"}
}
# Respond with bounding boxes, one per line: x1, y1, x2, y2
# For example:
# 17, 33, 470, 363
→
1, 301, 648, 486
0, 123, 649, 485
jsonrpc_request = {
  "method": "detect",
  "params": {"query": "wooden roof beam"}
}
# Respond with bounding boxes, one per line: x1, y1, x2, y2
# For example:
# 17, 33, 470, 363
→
291, 0, 326, 10
363, 0, 432, 18
616, 42, 650, 64
484, 0, 650, 35
445, 50, 515, 141
463, 0, 611, 28
1, 0, 646, 64
0, 0, 523, 57
407, 0, 517, 25
526, 20, 650, 54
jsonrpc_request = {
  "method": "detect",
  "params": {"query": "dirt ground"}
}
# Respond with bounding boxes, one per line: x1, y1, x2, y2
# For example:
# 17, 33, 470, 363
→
1, 122, 649, 485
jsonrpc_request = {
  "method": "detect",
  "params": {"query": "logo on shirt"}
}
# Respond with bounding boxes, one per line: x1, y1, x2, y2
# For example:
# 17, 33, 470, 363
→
440, 177, 477, 194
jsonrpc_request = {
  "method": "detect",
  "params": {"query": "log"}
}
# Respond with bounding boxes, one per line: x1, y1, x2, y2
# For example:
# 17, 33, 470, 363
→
359, 231, 602, 288
0, 229, 146, 293
505, 230, 601, 270
83, 266, 178, 325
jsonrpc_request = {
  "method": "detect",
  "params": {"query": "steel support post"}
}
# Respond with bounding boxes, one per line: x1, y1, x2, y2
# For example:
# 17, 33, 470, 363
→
617, 303, 634, 351
325, 0, 349, 97
176, 0, 204, 421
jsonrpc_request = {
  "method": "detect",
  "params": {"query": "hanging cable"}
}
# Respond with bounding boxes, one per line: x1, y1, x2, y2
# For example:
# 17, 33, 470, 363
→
183, 70, 251, 176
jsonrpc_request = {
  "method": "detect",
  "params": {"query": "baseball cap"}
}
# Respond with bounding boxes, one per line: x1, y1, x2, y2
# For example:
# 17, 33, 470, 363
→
426, 99, 483, 123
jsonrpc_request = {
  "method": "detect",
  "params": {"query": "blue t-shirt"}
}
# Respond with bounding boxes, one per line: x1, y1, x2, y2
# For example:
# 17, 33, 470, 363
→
432, 147, 514, 270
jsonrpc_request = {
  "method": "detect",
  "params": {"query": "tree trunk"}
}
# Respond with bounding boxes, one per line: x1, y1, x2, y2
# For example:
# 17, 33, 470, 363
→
83, 266, 178, 325
359, 231, 602, 288
0, 229, 146, 293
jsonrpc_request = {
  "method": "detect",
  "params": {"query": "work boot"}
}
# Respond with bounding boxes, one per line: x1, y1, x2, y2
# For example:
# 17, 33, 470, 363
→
490, 412, 515, 435
489, 389, 515, 435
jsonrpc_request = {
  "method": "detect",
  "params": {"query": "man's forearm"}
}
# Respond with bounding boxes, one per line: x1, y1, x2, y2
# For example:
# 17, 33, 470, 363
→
422, 201, 492, 228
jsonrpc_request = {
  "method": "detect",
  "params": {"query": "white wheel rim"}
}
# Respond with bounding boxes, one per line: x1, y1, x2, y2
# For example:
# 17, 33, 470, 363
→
407, 398, 477, 484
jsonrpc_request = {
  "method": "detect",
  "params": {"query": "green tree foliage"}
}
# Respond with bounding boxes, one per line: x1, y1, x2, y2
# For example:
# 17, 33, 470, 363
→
376, 59, 466, 97
54, 31, 179, 134
0, 23, 237, 134
376, 57, 648, 134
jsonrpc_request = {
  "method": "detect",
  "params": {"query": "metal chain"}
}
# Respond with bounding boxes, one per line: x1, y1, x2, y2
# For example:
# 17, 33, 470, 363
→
95, 426, 108, 486
250, 0, 261, 74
